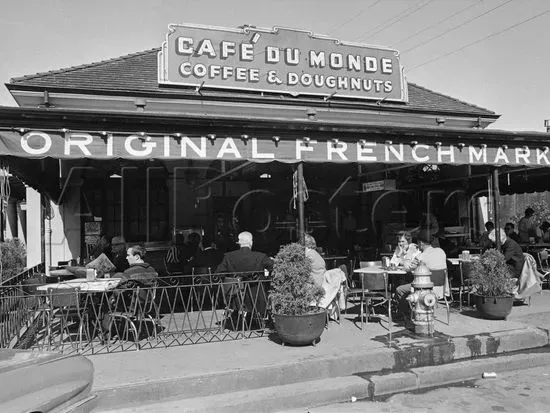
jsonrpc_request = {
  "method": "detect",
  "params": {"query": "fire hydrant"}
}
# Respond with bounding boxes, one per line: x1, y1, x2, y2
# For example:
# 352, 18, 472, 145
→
406, 262, 437, 336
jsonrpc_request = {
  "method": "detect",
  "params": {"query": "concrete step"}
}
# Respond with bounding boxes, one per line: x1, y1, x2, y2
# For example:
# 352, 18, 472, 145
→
91, 326, 549, 412
95, 376, 371, 413
95, 350, 550, 413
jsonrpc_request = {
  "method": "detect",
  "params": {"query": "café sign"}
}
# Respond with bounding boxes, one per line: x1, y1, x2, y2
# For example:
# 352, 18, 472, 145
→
158, 23, 407, 102
362, 180, 396, 193
2, 130, 550, 167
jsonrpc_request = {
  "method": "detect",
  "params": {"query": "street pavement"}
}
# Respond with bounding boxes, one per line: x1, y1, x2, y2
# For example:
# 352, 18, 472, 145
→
278, 363, 550, 413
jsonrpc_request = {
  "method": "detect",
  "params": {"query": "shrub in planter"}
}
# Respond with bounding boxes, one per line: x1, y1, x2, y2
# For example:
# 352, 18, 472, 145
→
470, 248, 516, 319
270, 242, 324, 315
270, 243, 326, 345
0, 238, 26, 282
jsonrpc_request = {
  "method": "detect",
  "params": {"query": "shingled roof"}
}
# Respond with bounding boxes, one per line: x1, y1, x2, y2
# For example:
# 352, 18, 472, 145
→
7, 48, 496, 117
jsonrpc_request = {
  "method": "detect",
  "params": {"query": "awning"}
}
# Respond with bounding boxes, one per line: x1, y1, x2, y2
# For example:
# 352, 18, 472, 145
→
2, 129, 550, 167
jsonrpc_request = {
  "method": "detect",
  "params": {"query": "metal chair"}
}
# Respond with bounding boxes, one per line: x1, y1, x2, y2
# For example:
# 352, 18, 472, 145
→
220, 276, 246, 333
536, 249, 550, 288
430, 269, 450, 325
106, 280, 158, 349
357, 269, 392, 339
458, 260, 475, 311
325, 265, 348, 325
46, 287, 88, 351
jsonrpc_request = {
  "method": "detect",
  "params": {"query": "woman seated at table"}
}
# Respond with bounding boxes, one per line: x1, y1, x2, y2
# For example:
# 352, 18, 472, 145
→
305, 234, 326, 287
390, 231, 420, 267
305, 234, 346, 316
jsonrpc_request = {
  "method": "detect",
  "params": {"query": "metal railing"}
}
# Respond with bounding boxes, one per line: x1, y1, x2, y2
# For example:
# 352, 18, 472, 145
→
1, 270, 272, 354
0, 263, 45, 348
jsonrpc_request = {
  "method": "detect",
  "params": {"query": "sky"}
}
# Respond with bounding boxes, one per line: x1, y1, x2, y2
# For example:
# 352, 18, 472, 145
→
0, 0, 548, 132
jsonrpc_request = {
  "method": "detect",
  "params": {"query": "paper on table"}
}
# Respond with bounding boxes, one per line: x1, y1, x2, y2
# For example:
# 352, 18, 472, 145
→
86, 253, 116, 275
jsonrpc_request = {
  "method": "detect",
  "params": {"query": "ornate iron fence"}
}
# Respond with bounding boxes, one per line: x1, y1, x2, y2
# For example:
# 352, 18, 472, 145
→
0, 263, 45, 348
2, 270, 273, 354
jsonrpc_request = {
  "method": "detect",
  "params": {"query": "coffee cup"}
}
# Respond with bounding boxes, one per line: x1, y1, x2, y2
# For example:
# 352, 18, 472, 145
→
86, 268, 96, 281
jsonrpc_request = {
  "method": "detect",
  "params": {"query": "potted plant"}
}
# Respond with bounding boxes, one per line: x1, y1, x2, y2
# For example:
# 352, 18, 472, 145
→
270, 242, 326, 346
470, 249, 516, 319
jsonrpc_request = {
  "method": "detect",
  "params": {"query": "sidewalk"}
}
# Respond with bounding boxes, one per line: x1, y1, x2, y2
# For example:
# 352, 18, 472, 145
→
89, 291, 550, 412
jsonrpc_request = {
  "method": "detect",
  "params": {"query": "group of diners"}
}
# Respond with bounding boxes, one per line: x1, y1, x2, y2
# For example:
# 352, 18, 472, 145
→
479, 208, 550, 248
82, 215, 540, 334
164, 233, 226, 275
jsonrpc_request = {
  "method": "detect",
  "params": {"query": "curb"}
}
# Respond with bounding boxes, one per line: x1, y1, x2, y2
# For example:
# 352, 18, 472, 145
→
366, 350, 550, 398
92, 326, 549, 411
96, 350, 550, 413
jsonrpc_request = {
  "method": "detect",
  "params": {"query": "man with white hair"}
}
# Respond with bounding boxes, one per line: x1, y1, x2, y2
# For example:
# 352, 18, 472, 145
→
215, 231, 274, 329
215, 231, 273, 276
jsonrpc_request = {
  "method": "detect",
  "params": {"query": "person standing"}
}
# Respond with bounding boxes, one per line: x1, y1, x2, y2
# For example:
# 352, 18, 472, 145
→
518, 208, 537, 243
342, 209, 357, 253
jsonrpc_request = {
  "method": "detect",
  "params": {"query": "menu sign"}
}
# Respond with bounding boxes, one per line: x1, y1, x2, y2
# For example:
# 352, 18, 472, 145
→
158, 23, 407, 102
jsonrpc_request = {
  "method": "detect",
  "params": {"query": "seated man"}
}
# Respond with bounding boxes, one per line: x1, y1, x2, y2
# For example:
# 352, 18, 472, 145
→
110, 236, 129, 272
190, 235, 224, 270
396, 231, 447, 319
216, 231, 273, 277
489, 229, 524, 278
504, 222, 520, 243
102, 245, 158, 332
390, 231, 419, 267
215, 231, 273, 328
112, 245, 158, 285
478, 221, 495, 251
164, 233, 185, 274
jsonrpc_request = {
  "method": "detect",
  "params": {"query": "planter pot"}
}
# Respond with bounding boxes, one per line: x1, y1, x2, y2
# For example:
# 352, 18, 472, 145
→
474, 294, 514, 320
272, 309, 326, 346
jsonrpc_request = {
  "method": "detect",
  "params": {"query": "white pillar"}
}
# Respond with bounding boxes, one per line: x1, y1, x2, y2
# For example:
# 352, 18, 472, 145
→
25, 187, 42, 268
5, 200, 17, 240
49, 189, 81, 265
16, 201, 26, 244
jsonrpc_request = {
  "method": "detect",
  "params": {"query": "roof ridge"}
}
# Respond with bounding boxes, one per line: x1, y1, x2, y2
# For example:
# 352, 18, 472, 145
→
408, 82, 496, 115
9, 48, 161, 83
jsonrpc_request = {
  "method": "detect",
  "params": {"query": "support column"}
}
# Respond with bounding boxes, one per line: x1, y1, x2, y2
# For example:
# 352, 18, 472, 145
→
166, 174, 197, 237
493, 168, 501, 249
297, 163, 305, 245
5, 200, 17, 240
25, 187, 42, 268
48, 190, 81, 266
17, 201, 26, 244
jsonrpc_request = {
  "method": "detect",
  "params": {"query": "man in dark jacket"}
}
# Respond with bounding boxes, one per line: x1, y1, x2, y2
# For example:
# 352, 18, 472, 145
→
191, 235, 224, 270
113, 245, 158, 286
102, 245, 158, 334
215, 231, 273, 277
215, 232, 273, 329
110, 236, 129, 273
490, 229, 525, 277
